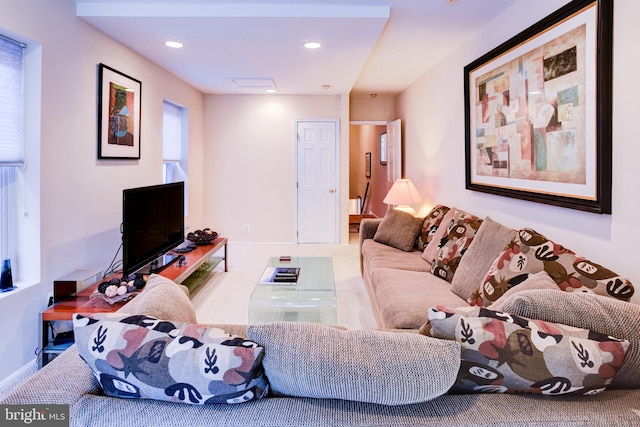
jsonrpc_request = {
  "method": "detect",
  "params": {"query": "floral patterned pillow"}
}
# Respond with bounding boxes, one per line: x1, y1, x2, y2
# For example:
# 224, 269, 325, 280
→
469, 228, 635, 306
431, 210, 483, 282
417, 204, 451, 250
428, 305, 629, 396
73, 313, 269, 404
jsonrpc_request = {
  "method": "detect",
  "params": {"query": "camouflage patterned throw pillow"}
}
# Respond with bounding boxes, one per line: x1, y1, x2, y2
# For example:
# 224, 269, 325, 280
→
417, 204, 451, 250
73, 313, 269, 404
469, 228, 634, 306
428, 305, 629, 396
430, 210, 483, 283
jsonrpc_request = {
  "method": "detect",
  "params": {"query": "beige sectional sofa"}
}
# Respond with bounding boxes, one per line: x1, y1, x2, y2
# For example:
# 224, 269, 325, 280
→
3, 208, 640, 426
359, 207, 636, 331
359, 205, 640, 395
359, 211, 516, 330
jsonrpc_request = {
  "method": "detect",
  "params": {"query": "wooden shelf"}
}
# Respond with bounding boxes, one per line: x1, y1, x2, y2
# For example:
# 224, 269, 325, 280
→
181, 256, 224, 294
40, 237, 227, 366
160, 237, 228, 283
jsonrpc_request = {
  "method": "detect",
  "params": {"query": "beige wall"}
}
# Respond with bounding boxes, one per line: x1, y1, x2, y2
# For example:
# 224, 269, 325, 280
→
350, 94, 395, 122
0, 0, 205, 385
349, 124, 388, 217
395, 0, 639, 302
349, 93, 396, 218
3, 0, 639, 389
203, 94, 346, 243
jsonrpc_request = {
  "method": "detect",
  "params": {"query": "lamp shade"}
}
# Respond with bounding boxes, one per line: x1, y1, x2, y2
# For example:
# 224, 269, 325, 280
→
383, 179, 423, 206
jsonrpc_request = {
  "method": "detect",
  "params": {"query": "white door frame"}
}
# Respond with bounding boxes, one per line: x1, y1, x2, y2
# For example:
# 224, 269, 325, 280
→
294, 118, 340, 243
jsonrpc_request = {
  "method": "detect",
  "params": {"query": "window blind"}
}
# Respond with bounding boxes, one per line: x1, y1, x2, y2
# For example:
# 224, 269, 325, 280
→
0, 36, 24, 164
0, 167, 17, 259
0, 34, 23, 264
162, 100, 181, 162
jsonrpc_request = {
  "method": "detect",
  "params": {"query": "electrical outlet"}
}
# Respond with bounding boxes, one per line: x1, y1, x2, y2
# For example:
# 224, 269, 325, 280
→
243, 224, 250, 232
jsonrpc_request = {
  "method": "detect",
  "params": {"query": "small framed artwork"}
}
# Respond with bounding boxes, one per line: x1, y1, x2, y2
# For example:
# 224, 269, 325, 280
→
464, 0, 612, 213
365, 152, 372, 178
379, 132, 388, 165
98, 63, 142, 159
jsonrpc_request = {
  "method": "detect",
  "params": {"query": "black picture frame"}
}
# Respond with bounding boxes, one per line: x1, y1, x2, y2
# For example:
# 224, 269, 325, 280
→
365, 152, 371, 178
464, 0, 612, 214
98, 63, 142, 159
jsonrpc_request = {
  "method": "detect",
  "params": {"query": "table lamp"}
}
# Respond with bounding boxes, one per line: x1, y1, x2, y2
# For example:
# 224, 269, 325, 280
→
383, 179, 423, 216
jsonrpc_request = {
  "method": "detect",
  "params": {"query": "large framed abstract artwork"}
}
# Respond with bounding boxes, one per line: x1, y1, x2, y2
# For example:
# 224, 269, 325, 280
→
98, 63, 142, 159
464, 0, 612, 213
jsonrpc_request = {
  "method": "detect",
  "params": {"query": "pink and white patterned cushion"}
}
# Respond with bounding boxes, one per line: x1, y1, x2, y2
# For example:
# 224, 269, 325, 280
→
428, 305, 629, 396
430, 210, 483, 283
469, 228, 634, 306
73, 313, 269, 405
417, 204, 451, 250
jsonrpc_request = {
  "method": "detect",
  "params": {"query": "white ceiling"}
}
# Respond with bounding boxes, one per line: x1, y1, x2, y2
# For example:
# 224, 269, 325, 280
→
73, 0, 519, 95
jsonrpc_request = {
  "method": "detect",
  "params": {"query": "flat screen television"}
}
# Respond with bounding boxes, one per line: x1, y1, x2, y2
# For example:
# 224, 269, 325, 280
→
122, 182, 185, 277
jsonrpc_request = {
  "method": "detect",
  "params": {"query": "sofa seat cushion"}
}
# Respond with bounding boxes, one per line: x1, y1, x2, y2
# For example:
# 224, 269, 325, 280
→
499, 289, 640, 389
370, 268, 468, 329
246, 321, 461, 405
428, 305, 630, 396
362, 239, 429, 274
73, 313, 269, 405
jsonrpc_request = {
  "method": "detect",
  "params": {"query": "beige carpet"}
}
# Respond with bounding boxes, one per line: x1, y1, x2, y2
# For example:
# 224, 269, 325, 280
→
190, 234, 377, 330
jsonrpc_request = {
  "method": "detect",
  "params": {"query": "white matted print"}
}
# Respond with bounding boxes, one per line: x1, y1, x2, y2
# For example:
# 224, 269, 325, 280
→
98, 64, 141, 159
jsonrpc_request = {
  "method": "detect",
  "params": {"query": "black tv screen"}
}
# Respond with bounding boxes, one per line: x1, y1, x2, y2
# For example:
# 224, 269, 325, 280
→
122, 182, 185, 276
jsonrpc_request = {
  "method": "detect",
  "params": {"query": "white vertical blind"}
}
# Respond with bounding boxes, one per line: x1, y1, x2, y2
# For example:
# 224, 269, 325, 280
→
162, 100, 181, 162
0, 168, 17, 259
0, 35, 23, 265
0, 36, 24, 164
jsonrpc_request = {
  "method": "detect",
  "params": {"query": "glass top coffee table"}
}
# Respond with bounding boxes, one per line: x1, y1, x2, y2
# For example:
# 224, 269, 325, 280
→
249, 256, 336, 325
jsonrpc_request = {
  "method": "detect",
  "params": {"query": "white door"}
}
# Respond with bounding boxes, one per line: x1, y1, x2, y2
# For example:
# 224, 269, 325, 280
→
386, 119, 402, 183
296, 120, 338, 243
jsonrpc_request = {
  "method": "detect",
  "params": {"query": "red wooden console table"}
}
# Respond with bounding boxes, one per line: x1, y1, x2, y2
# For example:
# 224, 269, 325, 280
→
39, 237, 227, 367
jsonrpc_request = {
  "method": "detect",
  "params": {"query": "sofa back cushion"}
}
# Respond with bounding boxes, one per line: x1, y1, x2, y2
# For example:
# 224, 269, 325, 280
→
428, 305, 629, 395
488, 271, 560, 311
499, 289, 640, 389
73, 313, 269, 404
118, 274, 197, 324
470, 228, 634, 306
373, 209, 424, 252
247, 321, 461, 405
450, 217, 516, 300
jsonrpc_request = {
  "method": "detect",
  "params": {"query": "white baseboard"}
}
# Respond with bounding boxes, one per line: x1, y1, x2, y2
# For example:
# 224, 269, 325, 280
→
0, 360, 38, 400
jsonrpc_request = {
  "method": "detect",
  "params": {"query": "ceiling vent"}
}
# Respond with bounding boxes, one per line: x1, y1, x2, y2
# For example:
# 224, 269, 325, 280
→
231, 78, 276, 88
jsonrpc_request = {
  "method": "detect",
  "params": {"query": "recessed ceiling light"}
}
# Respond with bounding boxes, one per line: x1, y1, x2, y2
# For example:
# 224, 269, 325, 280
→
304, 41, 322, 49
165, 41, 184, 48
265, 89, 277, 93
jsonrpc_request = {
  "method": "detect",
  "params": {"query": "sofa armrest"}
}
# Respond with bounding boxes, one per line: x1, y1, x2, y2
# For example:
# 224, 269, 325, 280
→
359, 218, 382, 242
359, 218, 383, 273
0, 345, 101, 405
